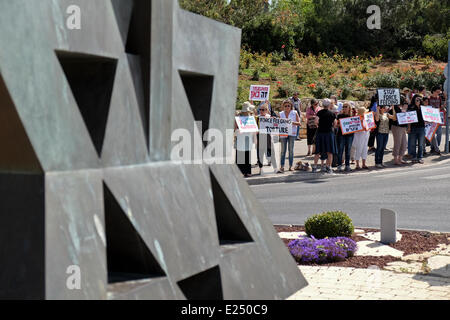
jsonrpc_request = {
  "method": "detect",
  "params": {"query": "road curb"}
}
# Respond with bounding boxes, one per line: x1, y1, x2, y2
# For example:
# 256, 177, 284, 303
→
247, 155, 450, 186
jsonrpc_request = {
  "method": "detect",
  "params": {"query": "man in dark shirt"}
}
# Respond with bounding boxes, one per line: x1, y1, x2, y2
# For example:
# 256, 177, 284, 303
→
312, 99, 337, 174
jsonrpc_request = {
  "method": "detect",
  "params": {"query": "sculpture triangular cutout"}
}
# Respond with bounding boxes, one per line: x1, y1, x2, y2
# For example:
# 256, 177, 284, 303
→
209, 170, 253, 245
179, 70, 214, 146
177, 266, 223, 300
103, 182, 166, 284
56, 51, 118, 157
125, 0, 151, 149
0, 74, 43, 173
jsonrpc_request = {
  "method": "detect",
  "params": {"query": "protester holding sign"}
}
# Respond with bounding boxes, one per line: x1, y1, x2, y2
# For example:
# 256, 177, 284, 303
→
256, 103, 272, 175
289, 93, 302, 140
235, 102, 257, 177
279, 100, 301, 172
390, 99, 409, 165
312, 99, 338, 174
429, 86, 445, 155
306, 99, 322, 156
352, 107, 370, 170
336, 103, 355, 172
368, 94, 378, 153
374, 105, 396, 168
407, 95, 426, 164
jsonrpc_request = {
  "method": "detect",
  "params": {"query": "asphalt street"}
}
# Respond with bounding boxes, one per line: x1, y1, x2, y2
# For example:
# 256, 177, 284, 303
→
251, 160, 450, 232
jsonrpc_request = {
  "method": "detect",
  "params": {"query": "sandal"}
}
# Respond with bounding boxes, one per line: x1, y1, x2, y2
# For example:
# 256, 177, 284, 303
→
362, 166, 370, 170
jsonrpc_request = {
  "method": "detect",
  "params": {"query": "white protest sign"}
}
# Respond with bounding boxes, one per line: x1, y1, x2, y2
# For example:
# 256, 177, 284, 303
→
421, 106, 443, 124
378, 88, 401, 106
425, 122, 439, 143
340, 116, 364, 135
397, 111, 419, 125
235, 116, 259, 133
363, 112, 377, 130
259, 117, 292, 136
249, 85, 270, 102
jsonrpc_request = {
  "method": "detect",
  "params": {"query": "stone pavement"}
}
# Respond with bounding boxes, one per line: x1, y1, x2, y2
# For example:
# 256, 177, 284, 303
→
288, 266, 450, 300
244, 132, 450, 185
282, 229, 450, 300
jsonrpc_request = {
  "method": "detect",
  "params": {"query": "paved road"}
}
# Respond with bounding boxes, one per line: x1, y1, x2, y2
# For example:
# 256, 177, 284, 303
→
251, 160, 450, 232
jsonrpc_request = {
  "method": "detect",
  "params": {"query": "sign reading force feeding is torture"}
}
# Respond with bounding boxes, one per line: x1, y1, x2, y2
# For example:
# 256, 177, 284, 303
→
235, 116, 259, 133
340, 116, 364, 135
397, 111, 419, 125
249, 85, 270, 101
421, 106, 443, 124
259, 117, 292, 135
378, 88, 401, 106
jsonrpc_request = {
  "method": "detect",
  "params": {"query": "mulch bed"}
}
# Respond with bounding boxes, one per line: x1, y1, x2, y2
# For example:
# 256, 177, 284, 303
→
275, 225, 450, 269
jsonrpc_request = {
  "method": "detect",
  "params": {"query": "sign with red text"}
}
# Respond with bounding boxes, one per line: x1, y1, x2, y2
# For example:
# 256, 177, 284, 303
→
363, 112, 377, 130
425, 122, 439, 142
249, 85, 270, 102
340, 116, 364, 135
235, 116, 259, 133
421, 106, 443, 124
397, 111, 419, 125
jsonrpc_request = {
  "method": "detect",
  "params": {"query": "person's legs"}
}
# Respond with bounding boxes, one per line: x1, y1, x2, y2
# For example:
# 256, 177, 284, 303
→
256, 134, 263, 169
288, 136, 295, 168
244, 150, 252, 175
375, 134, 383, 164
381, 133, 389, 165
345, 136, 354, 166
408, 129, 418, 161
336, 134, 345, 167
326, 153, 333, 168
280, 137, 287, 169
436, 126, 442, 148
417, 128, 425, 161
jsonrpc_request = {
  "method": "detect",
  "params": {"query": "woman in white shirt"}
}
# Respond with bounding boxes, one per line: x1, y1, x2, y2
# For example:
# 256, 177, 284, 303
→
279, 100, 301, 172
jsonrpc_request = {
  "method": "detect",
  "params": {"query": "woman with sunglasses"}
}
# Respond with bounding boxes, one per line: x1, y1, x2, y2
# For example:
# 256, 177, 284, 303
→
407, 95, 426, 164
279, 100, 301, 172
256, 103, 272, 175
374, 105, 396, 168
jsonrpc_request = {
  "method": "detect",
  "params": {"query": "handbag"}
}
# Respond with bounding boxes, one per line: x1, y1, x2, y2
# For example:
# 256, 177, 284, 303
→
307, 107, 318, 129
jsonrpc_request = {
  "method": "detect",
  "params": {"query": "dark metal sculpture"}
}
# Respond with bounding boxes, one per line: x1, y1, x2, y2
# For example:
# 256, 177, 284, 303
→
0, 0, 307, 299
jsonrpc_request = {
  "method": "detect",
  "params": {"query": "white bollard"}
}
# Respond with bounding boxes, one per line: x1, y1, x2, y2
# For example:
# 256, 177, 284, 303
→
380, 208, 397, 244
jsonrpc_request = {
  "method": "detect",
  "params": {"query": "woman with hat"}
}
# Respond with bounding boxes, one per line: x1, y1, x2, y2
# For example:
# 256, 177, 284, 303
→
279, 100, 301, 172
235, 102, 257, 177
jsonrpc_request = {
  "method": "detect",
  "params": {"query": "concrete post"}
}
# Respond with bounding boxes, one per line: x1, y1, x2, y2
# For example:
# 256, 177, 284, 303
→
380, 208, 397, 244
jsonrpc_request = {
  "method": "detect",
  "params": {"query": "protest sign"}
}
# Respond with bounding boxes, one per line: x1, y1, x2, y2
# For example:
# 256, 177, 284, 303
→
377, 88, 401, 106
421, 106, 443, 124
340, 116, 364, 135
249, 85, 270, 102
397, 111, 419, 125
425, 122, 439, 143
363, 112, 377, 130
259, 117, 292, 136
235, 116, 259, 133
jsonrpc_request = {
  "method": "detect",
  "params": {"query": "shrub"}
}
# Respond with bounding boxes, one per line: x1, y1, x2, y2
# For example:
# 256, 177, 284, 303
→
310, 82, 332, 99
339, 85, 352, 100
305, 211, 354, 239
251, 69, 260, 81
288, 236, 357, 264
277, 82, 296, 98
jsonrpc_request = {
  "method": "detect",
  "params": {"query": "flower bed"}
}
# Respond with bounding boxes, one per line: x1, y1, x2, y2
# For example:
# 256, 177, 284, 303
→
288, 236, 357, 264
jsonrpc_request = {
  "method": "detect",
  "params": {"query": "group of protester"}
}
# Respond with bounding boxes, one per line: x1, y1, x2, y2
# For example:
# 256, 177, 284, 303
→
235, 86, 447, 178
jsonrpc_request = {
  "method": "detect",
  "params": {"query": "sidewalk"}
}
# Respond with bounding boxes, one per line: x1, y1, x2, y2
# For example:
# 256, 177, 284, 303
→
245, 133, 450, 185
288, 266, 450, 300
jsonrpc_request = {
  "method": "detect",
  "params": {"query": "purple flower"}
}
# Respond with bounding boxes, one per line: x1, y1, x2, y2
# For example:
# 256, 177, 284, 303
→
288, 236, 357, 264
